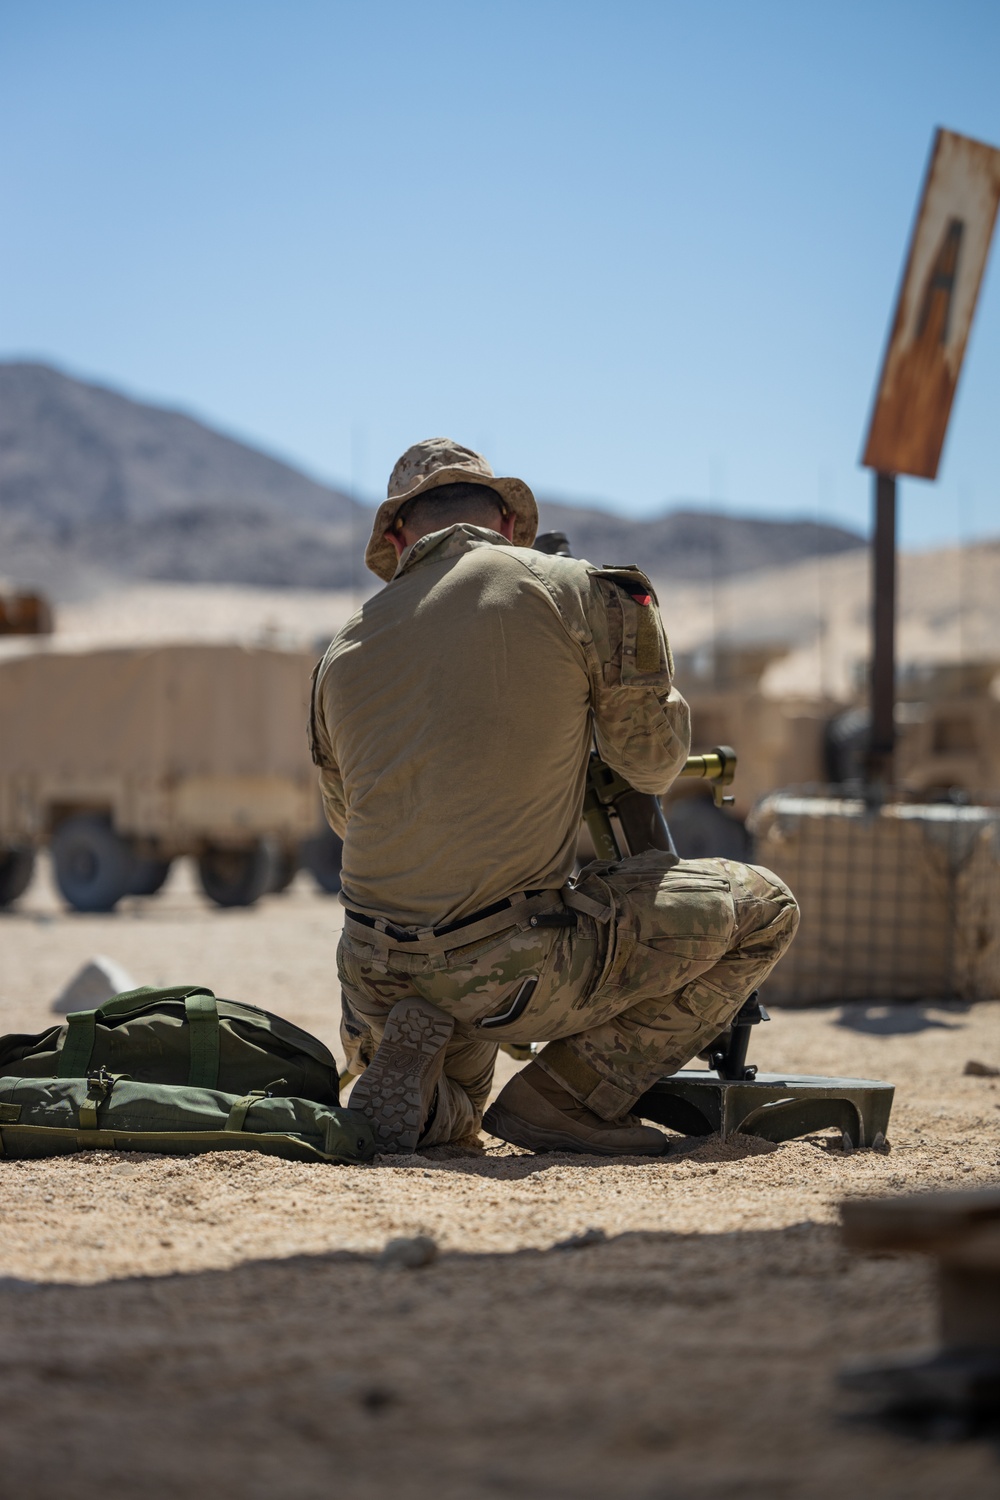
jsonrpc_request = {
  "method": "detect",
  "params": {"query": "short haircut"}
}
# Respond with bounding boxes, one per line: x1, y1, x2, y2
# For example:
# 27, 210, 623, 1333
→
398, 481, 505, 536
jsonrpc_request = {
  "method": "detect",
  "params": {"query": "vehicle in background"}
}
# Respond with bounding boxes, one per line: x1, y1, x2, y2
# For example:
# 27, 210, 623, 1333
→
0, 643, 340, 912
664, 646, 833, 858
666, 648, 1000, 858
0, 590, 54, 636
825, 659, 1000, 796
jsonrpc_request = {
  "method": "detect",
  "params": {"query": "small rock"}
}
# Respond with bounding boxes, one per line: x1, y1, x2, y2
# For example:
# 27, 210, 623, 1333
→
376, 1235, 438, 1270
51, 956, 139, 1015
963, 1059, 1000, 1078
359, 1385, 397, 1412
554, 1226, 607, 1251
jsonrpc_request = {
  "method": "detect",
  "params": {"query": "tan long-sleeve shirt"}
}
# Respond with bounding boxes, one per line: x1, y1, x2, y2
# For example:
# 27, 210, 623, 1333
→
309, 525, 690, 927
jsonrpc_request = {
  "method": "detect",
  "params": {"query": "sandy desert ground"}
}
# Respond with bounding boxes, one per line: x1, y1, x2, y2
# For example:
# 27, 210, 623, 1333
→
2, 858, 999, 1499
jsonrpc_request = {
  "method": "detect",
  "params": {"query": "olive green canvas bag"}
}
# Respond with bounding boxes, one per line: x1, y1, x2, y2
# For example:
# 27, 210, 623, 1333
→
0, 1070, 374, 1164
0, 984, 340, 1101
0, 984, 374, 1164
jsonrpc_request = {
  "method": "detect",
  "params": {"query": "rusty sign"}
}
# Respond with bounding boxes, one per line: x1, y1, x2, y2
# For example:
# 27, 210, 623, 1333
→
863, 127, 1000, 479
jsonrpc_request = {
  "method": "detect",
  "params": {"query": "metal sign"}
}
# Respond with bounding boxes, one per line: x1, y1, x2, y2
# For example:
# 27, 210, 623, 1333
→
863, 127, 1000, 479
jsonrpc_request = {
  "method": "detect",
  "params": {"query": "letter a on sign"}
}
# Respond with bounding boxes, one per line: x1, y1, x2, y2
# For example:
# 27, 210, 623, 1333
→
863, 128, 1000, 480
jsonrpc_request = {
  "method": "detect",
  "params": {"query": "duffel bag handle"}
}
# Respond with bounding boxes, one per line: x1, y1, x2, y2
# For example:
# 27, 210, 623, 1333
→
101, 984, 215, 1015
184, 992, 220, 1089
57, 986, 220, 1087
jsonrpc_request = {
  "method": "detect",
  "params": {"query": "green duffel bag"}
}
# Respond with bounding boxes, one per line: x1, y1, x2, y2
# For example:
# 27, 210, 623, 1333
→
0, 985, 340, 1102
0, 1069, 374, 1164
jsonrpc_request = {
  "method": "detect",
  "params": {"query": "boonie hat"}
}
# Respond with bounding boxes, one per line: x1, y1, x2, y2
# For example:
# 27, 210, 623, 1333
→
365, 437, 539, 581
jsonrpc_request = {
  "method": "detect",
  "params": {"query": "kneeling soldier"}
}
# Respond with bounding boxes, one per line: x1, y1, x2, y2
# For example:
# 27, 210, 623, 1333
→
310, 438, 799, 1155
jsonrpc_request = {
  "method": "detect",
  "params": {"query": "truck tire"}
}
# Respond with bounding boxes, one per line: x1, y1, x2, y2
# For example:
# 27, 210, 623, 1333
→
267, 846, 299, 894
197, 841, 275, 908
129, 852, 172, 897
299, 826, 344, 895
0, 846, 35, 907
663, 795, 752, 861
51, 815, 135, 913
825, 707, 869, 785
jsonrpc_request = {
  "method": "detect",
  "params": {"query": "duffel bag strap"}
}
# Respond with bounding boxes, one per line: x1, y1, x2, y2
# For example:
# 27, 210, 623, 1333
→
100, 984, 215, 1016
57, 986, 218, 1080
224, 1091, 267, 1133
57, 1010, 99, 1078
78, 1066, 125, 1131
185, 993, 221, 1089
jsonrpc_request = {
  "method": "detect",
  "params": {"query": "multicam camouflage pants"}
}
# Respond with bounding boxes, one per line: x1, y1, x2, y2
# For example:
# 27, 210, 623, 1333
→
338, 853, 799, 1146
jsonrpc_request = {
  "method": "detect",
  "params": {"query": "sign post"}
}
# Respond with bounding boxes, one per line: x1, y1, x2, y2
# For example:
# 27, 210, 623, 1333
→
869, 472, 897, 778
861, 128, 1000, 784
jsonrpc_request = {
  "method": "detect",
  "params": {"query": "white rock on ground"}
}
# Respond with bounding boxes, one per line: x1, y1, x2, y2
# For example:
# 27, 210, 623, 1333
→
50, 954, 140, 1014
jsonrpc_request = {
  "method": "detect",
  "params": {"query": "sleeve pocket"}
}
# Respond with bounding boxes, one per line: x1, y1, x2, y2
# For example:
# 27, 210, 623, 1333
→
592, 567, 672, 685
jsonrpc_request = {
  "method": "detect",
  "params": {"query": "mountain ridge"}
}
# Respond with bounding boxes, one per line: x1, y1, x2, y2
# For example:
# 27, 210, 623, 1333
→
0, 361, 865, 594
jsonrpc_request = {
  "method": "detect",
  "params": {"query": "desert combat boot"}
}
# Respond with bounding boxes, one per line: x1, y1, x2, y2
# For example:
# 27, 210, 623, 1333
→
348, 997, 455, 1152
483, 1062, 668, 1156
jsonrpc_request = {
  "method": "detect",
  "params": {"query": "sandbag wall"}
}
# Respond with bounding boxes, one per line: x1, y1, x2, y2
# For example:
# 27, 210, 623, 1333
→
748, 793, 1000, 1004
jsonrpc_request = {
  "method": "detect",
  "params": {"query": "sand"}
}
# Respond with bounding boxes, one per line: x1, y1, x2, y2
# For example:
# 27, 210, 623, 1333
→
2, 859, 999, 1497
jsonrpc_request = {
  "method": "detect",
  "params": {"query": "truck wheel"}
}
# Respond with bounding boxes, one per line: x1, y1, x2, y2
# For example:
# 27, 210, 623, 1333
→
51, 815, 134, 913
825, 708, 869, 785
129, 852, 172, 896
299, 826, 344, 895
267, 846, 299, 894
197, 841, 275, 908
663, 796, 751, 861
0, 846, 35, 907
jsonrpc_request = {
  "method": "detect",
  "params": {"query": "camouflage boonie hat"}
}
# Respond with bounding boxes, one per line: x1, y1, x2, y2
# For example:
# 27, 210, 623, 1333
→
366, 437, 539, 581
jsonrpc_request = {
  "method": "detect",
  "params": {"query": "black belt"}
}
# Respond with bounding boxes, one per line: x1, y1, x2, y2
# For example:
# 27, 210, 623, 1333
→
346, 892, 548, 944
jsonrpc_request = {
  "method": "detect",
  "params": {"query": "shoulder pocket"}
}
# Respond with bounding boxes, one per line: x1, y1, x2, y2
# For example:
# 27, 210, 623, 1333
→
590, 566, 673, 685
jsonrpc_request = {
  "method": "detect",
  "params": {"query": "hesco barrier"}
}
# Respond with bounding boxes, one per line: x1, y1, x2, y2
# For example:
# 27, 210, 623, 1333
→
748, 791, 1000, 1004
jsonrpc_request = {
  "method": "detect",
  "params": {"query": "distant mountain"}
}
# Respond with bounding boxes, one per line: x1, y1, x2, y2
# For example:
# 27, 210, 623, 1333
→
0, 362, 865, 594
0, 362, 365, 592
0, 362, 356, 526
535, 500, 865, 580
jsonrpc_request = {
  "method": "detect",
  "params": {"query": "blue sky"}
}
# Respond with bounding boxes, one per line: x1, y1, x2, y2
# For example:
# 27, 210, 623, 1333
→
2, 0, 998, 547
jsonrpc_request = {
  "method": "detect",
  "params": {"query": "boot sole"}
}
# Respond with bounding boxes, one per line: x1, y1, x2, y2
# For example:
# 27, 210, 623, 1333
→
482, 1101, 668, 1158
349, 997, 455, 1153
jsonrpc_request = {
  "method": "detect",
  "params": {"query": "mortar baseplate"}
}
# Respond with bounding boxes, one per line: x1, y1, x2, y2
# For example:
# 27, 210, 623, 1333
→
636, 1070, 894, 1147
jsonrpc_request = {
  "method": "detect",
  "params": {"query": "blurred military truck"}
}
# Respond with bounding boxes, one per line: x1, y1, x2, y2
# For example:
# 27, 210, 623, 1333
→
827, 659, 1000, 796
0, 590, 53, 636
663, 645, 835, 858
0, 644, 343, 911
665, 647, 1000, 858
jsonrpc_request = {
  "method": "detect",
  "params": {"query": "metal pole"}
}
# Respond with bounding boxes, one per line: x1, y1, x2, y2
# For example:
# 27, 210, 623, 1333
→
868, 470, 897, 784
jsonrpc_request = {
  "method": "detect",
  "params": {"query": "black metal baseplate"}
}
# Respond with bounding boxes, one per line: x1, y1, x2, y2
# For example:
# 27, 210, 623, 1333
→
635, 989, 894, 1146
636, 1069, 895, 1146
